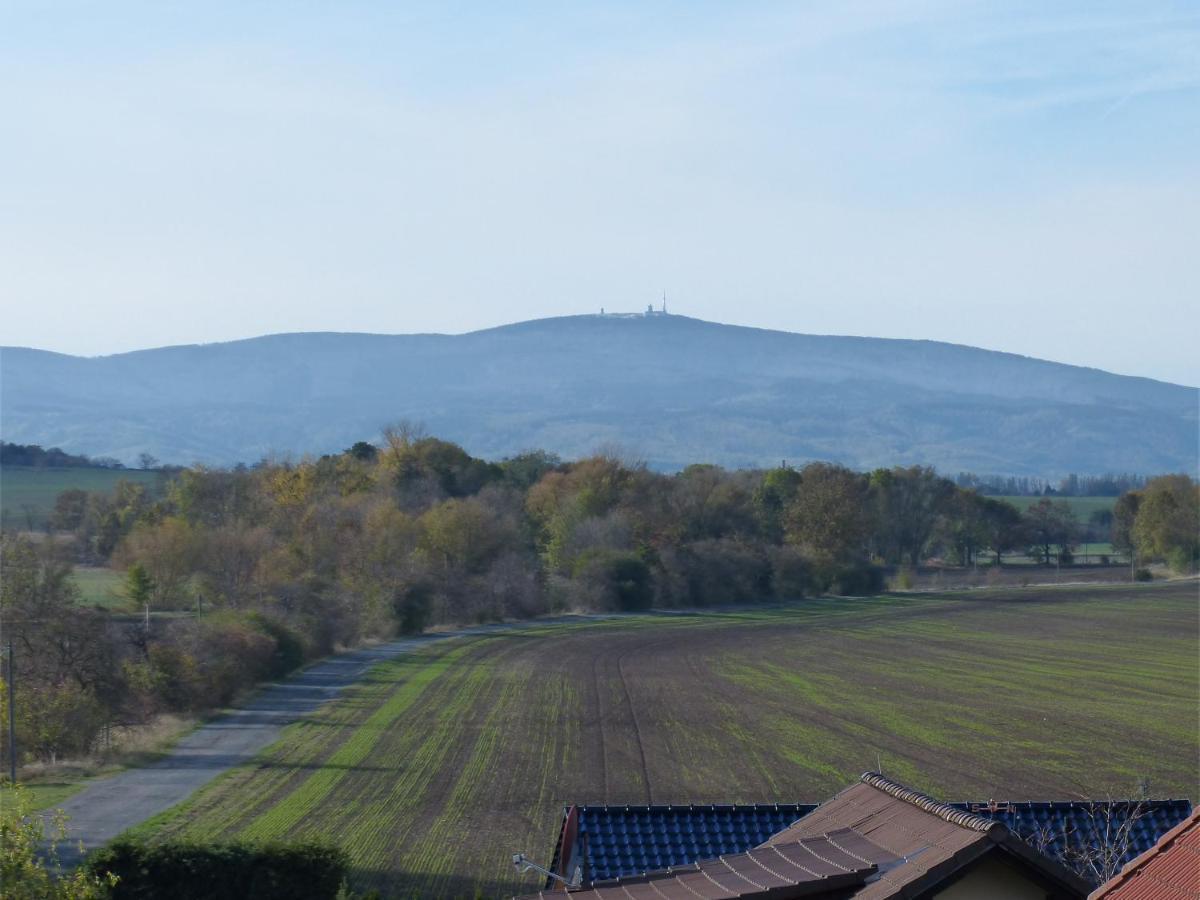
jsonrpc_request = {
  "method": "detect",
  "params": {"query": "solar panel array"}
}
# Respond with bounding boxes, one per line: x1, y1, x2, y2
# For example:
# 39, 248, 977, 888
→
569, 804, 817, 882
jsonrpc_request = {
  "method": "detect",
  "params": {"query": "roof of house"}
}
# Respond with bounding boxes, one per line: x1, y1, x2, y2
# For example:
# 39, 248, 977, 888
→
519, 774, 1094, 900
766, 773, 1092, 899
1090, 808, 1200, 899
552, 796, 1192, 884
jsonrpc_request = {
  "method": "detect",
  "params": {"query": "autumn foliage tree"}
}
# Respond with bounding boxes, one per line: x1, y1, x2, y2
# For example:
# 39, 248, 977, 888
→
1122, 475, 1199, 573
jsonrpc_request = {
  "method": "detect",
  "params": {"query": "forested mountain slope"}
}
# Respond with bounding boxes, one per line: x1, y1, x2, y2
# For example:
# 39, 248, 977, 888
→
2, 314, 1195, 473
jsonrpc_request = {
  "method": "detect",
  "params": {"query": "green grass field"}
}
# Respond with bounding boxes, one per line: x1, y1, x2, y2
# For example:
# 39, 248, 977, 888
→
132, 581, 1199, 899
0, 466, 164, 529
71, 567, 128, 609
0, 781, 85, 811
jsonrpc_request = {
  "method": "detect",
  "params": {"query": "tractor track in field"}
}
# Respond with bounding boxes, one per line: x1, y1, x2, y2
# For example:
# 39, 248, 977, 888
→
585, 629, 679, 804
591, 652, 611, 801
616, 648, 653, 805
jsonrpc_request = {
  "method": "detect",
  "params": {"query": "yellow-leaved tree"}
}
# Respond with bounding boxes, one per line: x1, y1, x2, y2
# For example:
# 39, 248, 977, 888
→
0, 783, 118, 898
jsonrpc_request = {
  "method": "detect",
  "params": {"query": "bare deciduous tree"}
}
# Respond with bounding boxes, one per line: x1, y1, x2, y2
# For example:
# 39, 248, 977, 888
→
1024, 799, 1147, 886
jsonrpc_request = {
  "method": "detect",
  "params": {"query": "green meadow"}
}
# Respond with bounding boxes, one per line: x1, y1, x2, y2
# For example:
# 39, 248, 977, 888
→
0, 466, 163, 529
71, 566, 128, 609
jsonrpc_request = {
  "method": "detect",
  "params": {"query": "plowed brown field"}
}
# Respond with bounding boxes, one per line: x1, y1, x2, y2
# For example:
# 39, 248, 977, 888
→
136, 580, 1199, 898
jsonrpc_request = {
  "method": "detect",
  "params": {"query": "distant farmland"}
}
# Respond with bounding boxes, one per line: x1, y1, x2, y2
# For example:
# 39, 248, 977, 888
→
995, 494, 1117, 519
71, 566, 127, 609
0, 466, 163, 528
131, 581, 1198, 898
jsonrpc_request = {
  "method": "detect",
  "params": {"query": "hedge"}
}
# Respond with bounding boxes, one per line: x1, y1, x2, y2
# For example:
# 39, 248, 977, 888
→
86, 839, 349, 900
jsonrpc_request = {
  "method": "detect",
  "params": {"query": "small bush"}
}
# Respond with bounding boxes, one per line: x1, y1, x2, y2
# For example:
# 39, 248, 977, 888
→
768, 546, 809, 600
1133, 567, 1153, 582
247, 612, 307, 677
87, 839, 349, 900
1167, 546, 1198, 574
393, 583, 434, 634
831, 564, 885, 596
190, 617, 276, 707
573, 550, 653, 611
144, 642, 196, 710
671, 539, 772, 606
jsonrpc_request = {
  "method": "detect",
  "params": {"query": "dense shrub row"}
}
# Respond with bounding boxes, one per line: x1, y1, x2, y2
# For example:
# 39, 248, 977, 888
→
86, 839, 350, 900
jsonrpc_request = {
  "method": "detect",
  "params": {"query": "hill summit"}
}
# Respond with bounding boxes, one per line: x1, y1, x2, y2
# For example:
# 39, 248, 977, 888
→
2, 314, 1196, 474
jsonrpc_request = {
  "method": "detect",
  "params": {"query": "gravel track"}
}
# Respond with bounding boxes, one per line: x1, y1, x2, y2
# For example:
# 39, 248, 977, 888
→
52, 617, 616, 867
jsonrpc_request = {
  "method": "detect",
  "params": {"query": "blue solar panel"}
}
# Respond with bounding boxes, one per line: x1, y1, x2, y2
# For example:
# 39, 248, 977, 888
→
553, 799, 1192, 884
561, 804, 817, 882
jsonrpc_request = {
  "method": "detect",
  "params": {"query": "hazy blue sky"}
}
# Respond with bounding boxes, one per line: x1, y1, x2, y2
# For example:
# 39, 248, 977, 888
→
3, 1, 1198, 385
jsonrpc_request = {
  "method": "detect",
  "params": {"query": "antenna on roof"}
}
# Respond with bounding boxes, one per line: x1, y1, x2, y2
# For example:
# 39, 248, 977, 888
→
877, 753, 883, 776
512, 853, 582, 889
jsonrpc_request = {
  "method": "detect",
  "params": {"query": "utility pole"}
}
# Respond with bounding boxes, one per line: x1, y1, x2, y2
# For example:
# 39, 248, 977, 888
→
6, 629, 14, 784
1, 617, 52, 784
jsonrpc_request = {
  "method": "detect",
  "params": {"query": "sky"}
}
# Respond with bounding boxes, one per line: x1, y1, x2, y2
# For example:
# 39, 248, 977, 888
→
2, 1, 1198, 386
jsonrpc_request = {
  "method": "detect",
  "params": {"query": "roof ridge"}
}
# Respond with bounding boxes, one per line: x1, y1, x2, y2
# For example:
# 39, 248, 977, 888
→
859, 772, 1002, 833
949, 798, 1192, 807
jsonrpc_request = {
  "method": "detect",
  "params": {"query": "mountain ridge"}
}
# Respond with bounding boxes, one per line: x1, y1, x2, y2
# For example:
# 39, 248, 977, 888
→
2, 314, 1196, 474
7, 314, 1194, 390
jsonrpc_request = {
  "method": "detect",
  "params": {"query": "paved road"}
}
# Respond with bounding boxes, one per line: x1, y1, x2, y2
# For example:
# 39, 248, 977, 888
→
53, 618, 606, 866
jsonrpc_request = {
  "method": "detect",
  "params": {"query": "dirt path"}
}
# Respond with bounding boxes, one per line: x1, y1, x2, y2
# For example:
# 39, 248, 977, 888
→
52, 616, 619, 868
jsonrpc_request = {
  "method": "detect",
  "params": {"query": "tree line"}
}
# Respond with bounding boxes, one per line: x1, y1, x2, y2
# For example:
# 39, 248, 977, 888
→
1, 441, 164, 471
2, 427, 1196, 769
954, 471, 1151, 497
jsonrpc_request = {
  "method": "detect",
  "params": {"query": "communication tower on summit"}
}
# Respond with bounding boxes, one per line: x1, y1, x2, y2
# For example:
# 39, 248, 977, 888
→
599, 294, 672, 318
